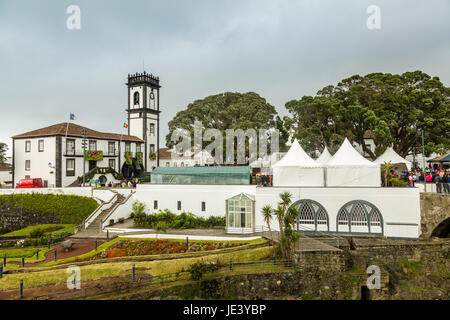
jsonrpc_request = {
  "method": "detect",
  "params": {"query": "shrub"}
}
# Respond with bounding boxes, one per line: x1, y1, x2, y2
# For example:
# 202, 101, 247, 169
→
152, 221, 170, 233
188, 260, 220, 280
29, 228, 45, 239
172, 212, 197, 229
0, 194, 98, 224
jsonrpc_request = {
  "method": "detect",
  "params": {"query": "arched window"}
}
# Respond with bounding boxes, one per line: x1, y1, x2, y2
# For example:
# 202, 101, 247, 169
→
291, 200, 329, 232
336, 200, 383, 234
134, 92, 140, 105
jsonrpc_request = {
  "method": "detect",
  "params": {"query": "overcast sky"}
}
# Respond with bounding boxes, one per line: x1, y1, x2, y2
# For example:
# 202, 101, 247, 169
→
1, 0, 449, 156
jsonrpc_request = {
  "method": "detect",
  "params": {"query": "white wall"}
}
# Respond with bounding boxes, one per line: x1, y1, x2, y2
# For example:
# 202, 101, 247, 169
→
0, 170, 12, 183
255, 187, 420, 238
0, 187, 92, 197
135, 184, 257, 218
131, 184, 421, 239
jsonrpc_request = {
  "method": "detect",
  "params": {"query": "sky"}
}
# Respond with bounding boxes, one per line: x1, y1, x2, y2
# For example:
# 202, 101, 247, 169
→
1, 0, 449, 156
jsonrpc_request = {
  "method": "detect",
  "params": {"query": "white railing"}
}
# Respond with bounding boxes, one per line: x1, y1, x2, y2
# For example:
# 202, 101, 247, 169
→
101, 191, 136, 230
83, 192, 118, 229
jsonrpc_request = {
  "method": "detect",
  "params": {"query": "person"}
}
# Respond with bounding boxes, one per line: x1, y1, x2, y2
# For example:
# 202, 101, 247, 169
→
408, 173, 413, 187
434, 174, 442, 193
108, 181, 113, 188
443, 172, 449, 194
128, 180, 132, 188
412, 171, 417, 187
121, 180, 126, 188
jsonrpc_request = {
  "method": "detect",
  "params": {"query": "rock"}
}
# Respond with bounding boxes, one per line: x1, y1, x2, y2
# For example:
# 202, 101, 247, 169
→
61, 240, 73, 252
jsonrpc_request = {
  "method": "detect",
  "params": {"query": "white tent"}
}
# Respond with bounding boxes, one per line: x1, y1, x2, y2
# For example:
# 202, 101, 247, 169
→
374, 147, 412, 171
325, 138, 381, 187
316, 147, 332, 164
272, 139, 324, 186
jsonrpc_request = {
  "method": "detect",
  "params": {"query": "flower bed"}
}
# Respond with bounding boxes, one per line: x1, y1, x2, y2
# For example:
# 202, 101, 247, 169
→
93, 239, 245, 259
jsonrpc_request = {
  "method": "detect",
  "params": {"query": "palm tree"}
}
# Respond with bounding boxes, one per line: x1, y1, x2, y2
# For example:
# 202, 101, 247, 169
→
382, 161, 394, 187
286, 205, 299, 231
261, 205, 274, 243
278, 192, 292, 212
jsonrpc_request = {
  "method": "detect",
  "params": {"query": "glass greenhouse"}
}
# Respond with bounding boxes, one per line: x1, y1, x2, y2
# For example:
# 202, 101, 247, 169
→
150, 166, 251, 185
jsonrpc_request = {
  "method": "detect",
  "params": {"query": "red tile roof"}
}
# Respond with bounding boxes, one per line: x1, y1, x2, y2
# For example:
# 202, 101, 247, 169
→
159, 148, 172, 159
12, 123, 143, 142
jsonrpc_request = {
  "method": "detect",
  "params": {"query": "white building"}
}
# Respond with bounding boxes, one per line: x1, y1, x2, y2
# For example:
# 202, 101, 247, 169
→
158, 147, 215, 167
11, 72, 162, 187
12, 123, 144, 187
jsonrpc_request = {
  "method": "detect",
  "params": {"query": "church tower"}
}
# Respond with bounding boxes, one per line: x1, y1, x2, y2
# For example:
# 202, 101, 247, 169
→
126, 71, 160, 171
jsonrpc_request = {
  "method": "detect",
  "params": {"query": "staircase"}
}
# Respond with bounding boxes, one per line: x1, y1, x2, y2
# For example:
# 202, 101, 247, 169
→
71, 192, 127, 239
85, 193, 126, 233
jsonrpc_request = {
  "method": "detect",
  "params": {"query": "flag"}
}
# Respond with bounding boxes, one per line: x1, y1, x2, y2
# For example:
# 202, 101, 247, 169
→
123, 123, 128, 129
70, 113, 77, 120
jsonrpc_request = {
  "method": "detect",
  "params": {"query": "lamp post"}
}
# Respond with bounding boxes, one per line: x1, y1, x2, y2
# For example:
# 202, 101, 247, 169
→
421, 130, 427, 192
81, 128, 88, 187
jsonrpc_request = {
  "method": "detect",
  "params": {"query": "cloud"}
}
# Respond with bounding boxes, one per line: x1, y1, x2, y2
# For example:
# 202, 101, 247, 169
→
0, 0, 449, 156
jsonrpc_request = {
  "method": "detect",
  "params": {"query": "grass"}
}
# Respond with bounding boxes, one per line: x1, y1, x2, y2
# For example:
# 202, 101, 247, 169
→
1, 224, 75, 237
37, 237, 266, 268
0, 246, 273, 290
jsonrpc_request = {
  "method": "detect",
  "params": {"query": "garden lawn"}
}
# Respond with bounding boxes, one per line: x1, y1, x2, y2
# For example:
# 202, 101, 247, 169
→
37, 237, 266, 268
0, 246, 273, 290
0, 248, 51, 262
1, 224, 75, 237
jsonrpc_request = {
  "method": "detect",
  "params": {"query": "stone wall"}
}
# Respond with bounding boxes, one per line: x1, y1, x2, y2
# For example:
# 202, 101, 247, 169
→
420, 193, 450, 238
0, 201, 62, 231
126, 240, 449, 300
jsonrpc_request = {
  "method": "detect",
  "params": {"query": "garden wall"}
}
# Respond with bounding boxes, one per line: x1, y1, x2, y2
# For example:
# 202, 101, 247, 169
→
125, 240, 449, 300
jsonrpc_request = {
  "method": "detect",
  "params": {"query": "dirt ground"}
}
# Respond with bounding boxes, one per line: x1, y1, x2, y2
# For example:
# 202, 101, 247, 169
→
4, 240, 107, 268
0, 274, 154, 300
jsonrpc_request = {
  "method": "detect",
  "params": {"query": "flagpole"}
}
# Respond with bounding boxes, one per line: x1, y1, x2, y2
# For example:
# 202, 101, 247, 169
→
65, 114, 71, 138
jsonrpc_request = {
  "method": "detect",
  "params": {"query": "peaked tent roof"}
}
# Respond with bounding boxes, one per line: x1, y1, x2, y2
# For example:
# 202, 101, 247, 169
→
272, 139, 322, 168
316, 147, 332, 164
326, 138, 379, 168
374, 147, 412, 169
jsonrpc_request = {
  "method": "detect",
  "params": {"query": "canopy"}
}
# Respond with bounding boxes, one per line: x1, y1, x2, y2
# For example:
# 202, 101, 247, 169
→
272, 139, 324, 186
375, 147, 412, 171
325, 138, 381, 187
272, 139, 321, 168
316, 147, 332, 164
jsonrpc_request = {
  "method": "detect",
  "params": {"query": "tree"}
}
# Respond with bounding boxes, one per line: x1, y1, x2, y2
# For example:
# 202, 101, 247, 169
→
0, 143, 8, 164
261, 205, 274, 243
285, 71, 450, 159
165, 92, 278, 161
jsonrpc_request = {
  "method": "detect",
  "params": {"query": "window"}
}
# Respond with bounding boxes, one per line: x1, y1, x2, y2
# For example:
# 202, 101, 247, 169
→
227, 194, 254, 229
134, 92, 140, 105
149, 123, 155, 136
25, 141, 31, 152
136, 144, 141, 153
89, 140, 97, 151
292, 200, 329, 232
336, 200, 383, 234
181, 162, 184, 167
66, 139, 75, 155
109, 159, 115, 169
149, 144, 155, 154
166, 162, 170, 167
125, 143, 131, 152
201, 202, 206, 212
154, 200, 158, 210
25, 160, 30, 171
177, 201, 181, 210
66, 159, 75, 176
38, 140, 44, 152
108, 142, 115, 155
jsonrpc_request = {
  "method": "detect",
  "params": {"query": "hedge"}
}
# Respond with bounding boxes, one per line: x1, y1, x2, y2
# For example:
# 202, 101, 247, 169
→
0, 194, 98, 224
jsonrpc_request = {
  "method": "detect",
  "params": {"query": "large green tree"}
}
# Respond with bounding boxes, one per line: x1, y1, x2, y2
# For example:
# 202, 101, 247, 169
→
166, 92, 278, 157
286, 71, 450, 159
0, 143, 8, 164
